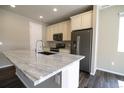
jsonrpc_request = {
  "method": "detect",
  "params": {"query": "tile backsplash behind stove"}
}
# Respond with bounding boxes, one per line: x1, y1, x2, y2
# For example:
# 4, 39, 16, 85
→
46, 41, 71, 49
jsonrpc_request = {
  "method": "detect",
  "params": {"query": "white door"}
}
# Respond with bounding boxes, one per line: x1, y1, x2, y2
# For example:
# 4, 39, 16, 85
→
29, 22, 42, 51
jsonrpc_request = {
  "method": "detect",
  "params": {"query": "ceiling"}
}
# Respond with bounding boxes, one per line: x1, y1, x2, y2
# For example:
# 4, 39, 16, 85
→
0, 5, 92, 25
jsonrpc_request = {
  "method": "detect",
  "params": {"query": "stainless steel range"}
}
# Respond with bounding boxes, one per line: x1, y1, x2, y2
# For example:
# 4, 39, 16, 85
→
50, 43, 65, 52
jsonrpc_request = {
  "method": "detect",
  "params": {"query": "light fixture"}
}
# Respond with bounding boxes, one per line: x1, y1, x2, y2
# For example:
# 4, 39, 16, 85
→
39, 16, 43, 19
10, 5, 16, 8
112, 62, 115, 66
53, 8, 58, 12
0, 42, 3, 45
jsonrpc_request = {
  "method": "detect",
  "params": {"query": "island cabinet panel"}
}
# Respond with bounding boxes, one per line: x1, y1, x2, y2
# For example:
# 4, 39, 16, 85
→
0, 66, 16, 81
61, 60, 80, 88
16, 61, 80, 88
71, 10, 93, 31
3, 50, 84, 88
46, 20, 71, 41
16, 68, 61, 88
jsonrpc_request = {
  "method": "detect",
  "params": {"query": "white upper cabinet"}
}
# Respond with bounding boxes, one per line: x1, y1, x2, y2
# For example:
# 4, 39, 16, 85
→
71, 10, 93, 31
81, 11, 92, 29
46, 26, 53, 41
71, 14, 82, 31
46, 20, 71, 41
58, 22, 63, 34
52, 24, 58, 34
47, 11, 93, 41
62, 21, 71, 41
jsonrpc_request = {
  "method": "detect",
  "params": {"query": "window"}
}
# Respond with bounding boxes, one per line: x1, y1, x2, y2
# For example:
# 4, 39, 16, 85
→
118, 14, 124, 52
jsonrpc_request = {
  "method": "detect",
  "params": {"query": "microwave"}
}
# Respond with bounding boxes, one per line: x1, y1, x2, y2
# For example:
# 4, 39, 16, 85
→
53, 33, 63, 41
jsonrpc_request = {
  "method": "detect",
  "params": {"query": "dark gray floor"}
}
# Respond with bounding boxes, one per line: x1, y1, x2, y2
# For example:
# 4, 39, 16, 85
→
0, 70, 124, 88
79, 70, 124, 88
0, 75, 25, 88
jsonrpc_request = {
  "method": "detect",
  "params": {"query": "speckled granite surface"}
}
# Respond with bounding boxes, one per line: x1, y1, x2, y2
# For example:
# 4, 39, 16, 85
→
3, 50, 84, 85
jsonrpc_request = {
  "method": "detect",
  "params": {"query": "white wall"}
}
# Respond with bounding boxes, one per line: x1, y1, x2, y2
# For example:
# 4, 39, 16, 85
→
0, 8, 47, 51
90, 6, 99, 75
97, 6, 124, 75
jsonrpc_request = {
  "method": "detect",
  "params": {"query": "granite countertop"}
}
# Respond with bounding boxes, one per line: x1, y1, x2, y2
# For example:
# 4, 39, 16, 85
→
0, 52, 13, 68
3, 50, 84, 86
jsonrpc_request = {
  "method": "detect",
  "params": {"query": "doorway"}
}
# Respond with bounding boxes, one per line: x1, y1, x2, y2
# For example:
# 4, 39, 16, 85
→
29, 22, 42, 51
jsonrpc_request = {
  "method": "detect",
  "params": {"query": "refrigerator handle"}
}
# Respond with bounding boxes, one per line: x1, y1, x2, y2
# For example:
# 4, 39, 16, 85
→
76, 36, 80, 55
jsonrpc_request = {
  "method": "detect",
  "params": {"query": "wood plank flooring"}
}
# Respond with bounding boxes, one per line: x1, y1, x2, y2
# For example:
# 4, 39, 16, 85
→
0, 70, 124, 88
79, 70, 124, 88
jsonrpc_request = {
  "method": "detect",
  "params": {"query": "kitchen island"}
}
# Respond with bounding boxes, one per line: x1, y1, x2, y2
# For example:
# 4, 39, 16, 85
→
3, 50, 85, 88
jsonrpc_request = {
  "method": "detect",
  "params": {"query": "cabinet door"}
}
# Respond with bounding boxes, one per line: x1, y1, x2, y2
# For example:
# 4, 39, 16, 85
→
81, 11, 92, 29
52, 24, 58, 34
62, 21, 71, 41
63, 21, 71, 41
58, 22, 63, 34
47, 20, 71, 41
66, 21, 71, 41
62, 21, 68, 41
50, 25, 54, 41
71, 14, 82, 31
47, 24, 59, 41
47, 27, 50, 41
47, 26, 53, 41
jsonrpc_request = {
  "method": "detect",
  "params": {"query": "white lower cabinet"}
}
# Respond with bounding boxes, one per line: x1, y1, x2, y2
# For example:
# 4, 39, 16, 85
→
61, 61, 80, 88
16, 60, 80, 88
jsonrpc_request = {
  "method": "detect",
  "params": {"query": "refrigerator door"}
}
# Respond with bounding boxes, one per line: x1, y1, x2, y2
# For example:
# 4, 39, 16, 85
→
71, 29, 92, 73
76, 36, 80, 55
77, 29, 92, 73
71, 31, 77, 54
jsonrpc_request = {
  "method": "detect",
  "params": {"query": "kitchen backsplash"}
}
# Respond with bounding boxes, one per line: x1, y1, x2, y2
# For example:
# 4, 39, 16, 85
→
46, 41, 71, 49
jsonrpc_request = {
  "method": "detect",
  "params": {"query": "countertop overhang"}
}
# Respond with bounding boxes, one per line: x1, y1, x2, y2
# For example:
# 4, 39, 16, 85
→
3, 50, 85, 86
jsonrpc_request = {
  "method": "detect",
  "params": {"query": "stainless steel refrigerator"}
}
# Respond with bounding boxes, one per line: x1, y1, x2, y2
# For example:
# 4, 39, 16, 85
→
71, 28, 93, 73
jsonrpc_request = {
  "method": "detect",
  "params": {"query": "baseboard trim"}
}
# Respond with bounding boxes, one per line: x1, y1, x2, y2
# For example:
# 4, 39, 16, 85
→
97, 67, 124, 76
90, 72, 95, 76
90, 69, 96, 76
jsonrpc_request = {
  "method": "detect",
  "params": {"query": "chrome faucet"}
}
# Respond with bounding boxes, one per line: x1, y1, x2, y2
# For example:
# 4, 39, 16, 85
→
35, 40, 44, 53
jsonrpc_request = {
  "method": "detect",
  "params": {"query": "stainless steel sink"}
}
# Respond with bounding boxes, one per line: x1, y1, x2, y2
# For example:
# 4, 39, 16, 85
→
38, 51, 56, 55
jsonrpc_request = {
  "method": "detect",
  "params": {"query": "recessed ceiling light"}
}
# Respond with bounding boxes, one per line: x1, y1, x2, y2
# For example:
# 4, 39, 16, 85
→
10, 5, 16, 8
39, 16, 43, 19
0, 42, 3, 45
53, 8, 58, 12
